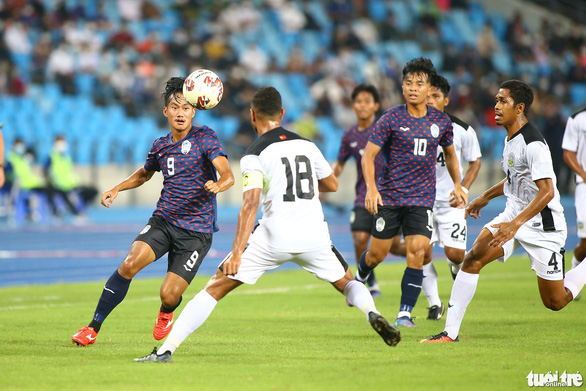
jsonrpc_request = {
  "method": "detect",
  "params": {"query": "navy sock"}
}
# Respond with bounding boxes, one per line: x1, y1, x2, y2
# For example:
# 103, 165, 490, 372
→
357, 251, 374, 280
400, 267, 424, 312
160, 296, 182, 313
366, 270, 377, 287
91, 270, 132, 330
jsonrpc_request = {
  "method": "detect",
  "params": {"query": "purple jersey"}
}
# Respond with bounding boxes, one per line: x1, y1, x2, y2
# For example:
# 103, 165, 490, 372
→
337, 124, 386, 207
144, 125, 227, 233
369, 104, 453, 208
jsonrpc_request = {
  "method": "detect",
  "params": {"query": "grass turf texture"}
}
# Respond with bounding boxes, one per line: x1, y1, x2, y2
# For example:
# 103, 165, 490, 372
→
0, 256, 584, 391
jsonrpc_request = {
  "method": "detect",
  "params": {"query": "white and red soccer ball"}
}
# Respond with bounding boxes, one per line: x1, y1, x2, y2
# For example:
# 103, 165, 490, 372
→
183, 69, 223, 110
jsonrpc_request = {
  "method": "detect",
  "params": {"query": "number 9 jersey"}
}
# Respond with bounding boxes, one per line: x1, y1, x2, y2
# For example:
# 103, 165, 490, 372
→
240, 127, 333, 252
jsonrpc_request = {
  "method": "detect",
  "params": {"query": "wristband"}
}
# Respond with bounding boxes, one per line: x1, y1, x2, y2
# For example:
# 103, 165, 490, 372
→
461, 186, 469, 195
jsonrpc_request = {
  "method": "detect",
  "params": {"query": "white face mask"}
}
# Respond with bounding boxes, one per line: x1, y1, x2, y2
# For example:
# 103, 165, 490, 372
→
55, 141, 68, 153
14, 143, 26, 155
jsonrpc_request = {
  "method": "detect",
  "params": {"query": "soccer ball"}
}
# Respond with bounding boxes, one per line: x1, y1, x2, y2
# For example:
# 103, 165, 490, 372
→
183, 69, 223, 110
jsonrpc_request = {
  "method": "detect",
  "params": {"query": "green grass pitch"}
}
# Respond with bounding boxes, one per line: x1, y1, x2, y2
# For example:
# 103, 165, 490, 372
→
0, 255, 584, 391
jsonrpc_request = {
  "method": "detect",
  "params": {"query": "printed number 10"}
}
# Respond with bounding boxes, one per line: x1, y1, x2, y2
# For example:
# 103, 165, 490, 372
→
413, 138, 427, 156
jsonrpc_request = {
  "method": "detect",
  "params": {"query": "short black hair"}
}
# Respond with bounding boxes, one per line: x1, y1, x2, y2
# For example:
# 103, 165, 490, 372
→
162, 77, 186, 105
251, 86, 282, 118
351, 84, 380, 103
500, 80, 534, 115
430, 74, 451, 97
402, 57, 437, 82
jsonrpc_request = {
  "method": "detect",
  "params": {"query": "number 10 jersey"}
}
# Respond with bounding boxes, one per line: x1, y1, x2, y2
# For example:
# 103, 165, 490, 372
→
240, 127, 333, 252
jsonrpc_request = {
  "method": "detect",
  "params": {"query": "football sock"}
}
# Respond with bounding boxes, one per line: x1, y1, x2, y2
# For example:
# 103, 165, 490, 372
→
357, 251, 374, 280
90, 270, 131, 331
444, 270, 479, 340
572, 255, 581, 269
343, 280, 378, 319
157, 290, 217, 355
398, 267, 423, 318
366, 269, 377, 287
422, 262, 441, 307
161, 296, 183, 314
564, 258, 586, 299
448, 259, 461, 279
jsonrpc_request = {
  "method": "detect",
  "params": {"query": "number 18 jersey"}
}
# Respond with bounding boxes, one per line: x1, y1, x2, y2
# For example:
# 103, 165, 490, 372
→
240, 127, 333, 252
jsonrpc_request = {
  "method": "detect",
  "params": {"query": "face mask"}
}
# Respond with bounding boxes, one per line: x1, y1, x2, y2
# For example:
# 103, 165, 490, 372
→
14, 143, 26, 155
55, 141, 68, 153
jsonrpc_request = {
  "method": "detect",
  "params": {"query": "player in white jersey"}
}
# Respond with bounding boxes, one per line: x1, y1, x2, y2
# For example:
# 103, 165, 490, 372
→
422, 80, 586, 343
562, 103, 586, 299
135, 87, 400, 362
421, 75, 482, 320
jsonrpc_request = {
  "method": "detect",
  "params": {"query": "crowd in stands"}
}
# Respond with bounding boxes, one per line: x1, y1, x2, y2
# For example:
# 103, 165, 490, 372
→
1, 0, 585, 196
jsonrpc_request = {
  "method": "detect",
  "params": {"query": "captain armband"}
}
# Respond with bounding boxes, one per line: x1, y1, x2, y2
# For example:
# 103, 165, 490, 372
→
242, 171, 263, 192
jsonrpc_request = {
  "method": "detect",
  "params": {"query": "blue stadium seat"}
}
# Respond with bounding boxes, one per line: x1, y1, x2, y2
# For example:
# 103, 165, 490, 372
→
367, 0, 387, 22
571, 84, 586, 107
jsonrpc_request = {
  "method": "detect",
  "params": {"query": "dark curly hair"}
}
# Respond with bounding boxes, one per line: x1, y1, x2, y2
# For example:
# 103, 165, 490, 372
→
161, 77, 186, 105
430, 74, 451, 97
500, 80, 534, 115
402, 57, 437, 82
351, 83, 380, 103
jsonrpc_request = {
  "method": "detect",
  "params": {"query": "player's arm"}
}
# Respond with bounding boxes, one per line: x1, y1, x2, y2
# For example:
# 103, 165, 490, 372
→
205, 155, 235, 194
489, 178, 554, 247
101, 167, 155, 207
462, 158, 481, 193
362, 141, 382, 214
0, 126, 5, 188
442, 144, 467, 208
563, 149, 586, 182
223, 172, 262, 276
318, 173, 338, 192
331, 160, 345, 177
466, 178, 505, 219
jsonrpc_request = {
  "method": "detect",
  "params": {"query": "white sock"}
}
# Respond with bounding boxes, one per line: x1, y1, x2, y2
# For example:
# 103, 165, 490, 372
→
444, 270, 479, 340
344, 280, 378, 319
448, 259, 461, 275
564, 258, 586, 299
572, 255, 581, 269
157, 290, 218, 355
422, 262, 441, 307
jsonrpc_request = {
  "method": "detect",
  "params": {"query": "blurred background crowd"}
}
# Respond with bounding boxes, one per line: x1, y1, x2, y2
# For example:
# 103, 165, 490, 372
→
0, 0, 585, 222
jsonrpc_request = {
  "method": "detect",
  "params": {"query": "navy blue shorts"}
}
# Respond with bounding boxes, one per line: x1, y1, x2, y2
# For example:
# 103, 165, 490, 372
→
371, 206, 433, 240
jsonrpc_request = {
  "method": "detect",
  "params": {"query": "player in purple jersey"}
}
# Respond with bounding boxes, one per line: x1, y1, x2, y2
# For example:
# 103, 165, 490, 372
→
357, 58, 467, 328
72, 77, 235, 347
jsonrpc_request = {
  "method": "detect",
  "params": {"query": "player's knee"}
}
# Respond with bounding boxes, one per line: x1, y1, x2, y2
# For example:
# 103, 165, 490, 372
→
366, 250, 384, 266
445, 248, 464, 264
543, 297, 567, 311
118, 259, 139, 279
461, 251, 484, 273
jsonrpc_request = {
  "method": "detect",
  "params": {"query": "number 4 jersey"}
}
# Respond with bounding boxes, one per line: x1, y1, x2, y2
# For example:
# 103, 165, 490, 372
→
240, 127, 333, 252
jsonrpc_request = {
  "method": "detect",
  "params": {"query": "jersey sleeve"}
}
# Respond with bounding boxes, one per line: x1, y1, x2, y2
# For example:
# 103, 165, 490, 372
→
202, 129, 228, 162
527, 142, 555, 181
144, 140, 161, 172
312, 144, 333, 180
439, 121, 454, 147
562, 117, 578, 152
336, 130, 351, 163
462, 125, 482, 161
368, 111, 392, 147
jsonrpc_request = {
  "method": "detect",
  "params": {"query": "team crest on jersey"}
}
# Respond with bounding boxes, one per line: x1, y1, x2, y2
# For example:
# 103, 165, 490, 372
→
579, 221, 584, 230
508, 153, 515, 166
375, 217, 385, 232
140, 225, 151, 235
181, 140, 192, 155
430, 124, 440, 138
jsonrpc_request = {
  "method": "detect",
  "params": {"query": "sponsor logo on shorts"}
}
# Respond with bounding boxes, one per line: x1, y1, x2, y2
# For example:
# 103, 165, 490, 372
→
349, 211, 355, 224
375, 217, 385, 232
532, 222, 541, 227
526, 370, 582, 387
547, 269, 561, 275
140, 225, 151, 235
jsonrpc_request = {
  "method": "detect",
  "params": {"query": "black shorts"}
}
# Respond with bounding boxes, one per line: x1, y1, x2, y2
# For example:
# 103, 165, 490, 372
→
371, 206, 433, 240
134, 215, 213, 284
350, 206, 374, 232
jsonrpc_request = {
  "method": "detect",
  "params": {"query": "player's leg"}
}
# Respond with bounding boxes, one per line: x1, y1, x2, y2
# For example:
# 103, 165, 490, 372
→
350, 207, 381, 295
445, 246, 465, 280
570, 239, 586, 300
570, 184, 586, 299
422, 228, 503, 342
72, 240, 157, 346
422, 243, 444, 320
390, 234, 406, 257
153, 230, 213, 340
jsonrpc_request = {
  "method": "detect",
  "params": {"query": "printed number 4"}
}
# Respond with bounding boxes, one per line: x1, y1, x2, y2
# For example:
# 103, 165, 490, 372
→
548, 253, 559, 271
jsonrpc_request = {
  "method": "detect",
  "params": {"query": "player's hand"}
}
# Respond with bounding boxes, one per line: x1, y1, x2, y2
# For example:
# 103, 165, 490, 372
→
222, 253, 241, 276
101, 188, 118, 207
449, 188, 468, 209
489, 220, 520, 248
204, 180, 221, 194
364, 189, 383, 215
465, 195, 489, 219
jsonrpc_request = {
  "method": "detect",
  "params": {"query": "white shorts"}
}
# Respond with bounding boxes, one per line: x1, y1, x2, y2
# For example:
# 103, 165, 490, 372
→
485, 209, 567, 281
430, 201, 467, 250
223, 233, 347, 285
576, 183, 586, 238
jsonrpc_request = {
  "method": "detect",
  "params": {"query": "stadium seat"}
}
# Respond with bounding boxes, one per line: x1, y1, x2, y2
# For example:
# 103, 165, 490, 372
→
570, 84, 586, 107
367, 0, 387, 22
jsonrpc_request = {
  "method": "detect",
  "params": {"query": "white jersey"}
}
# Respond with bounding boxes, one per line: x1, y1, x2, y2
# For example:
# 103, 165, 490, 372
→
240, 127, 333, 252
501, 123, 565, 231
435, 114, 482, 201
562, 107, 586, 184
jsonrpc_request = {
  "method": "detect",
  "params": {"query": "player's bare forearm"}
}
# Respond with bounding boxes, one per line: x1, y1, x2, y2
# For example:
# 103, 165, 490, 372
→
101, 168, 154, 207
230, 188, 261, 257
466, 178, 505, 219
462, 158, 481, 190
331, 161, 344, 177
563, 150, 586, 182
444, 145, 467, 207
209, 156, 235, 193
511, 178, 554, 227
318, 173, 338, 192
361, 141, 380, 194
482, 178, 506, 201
